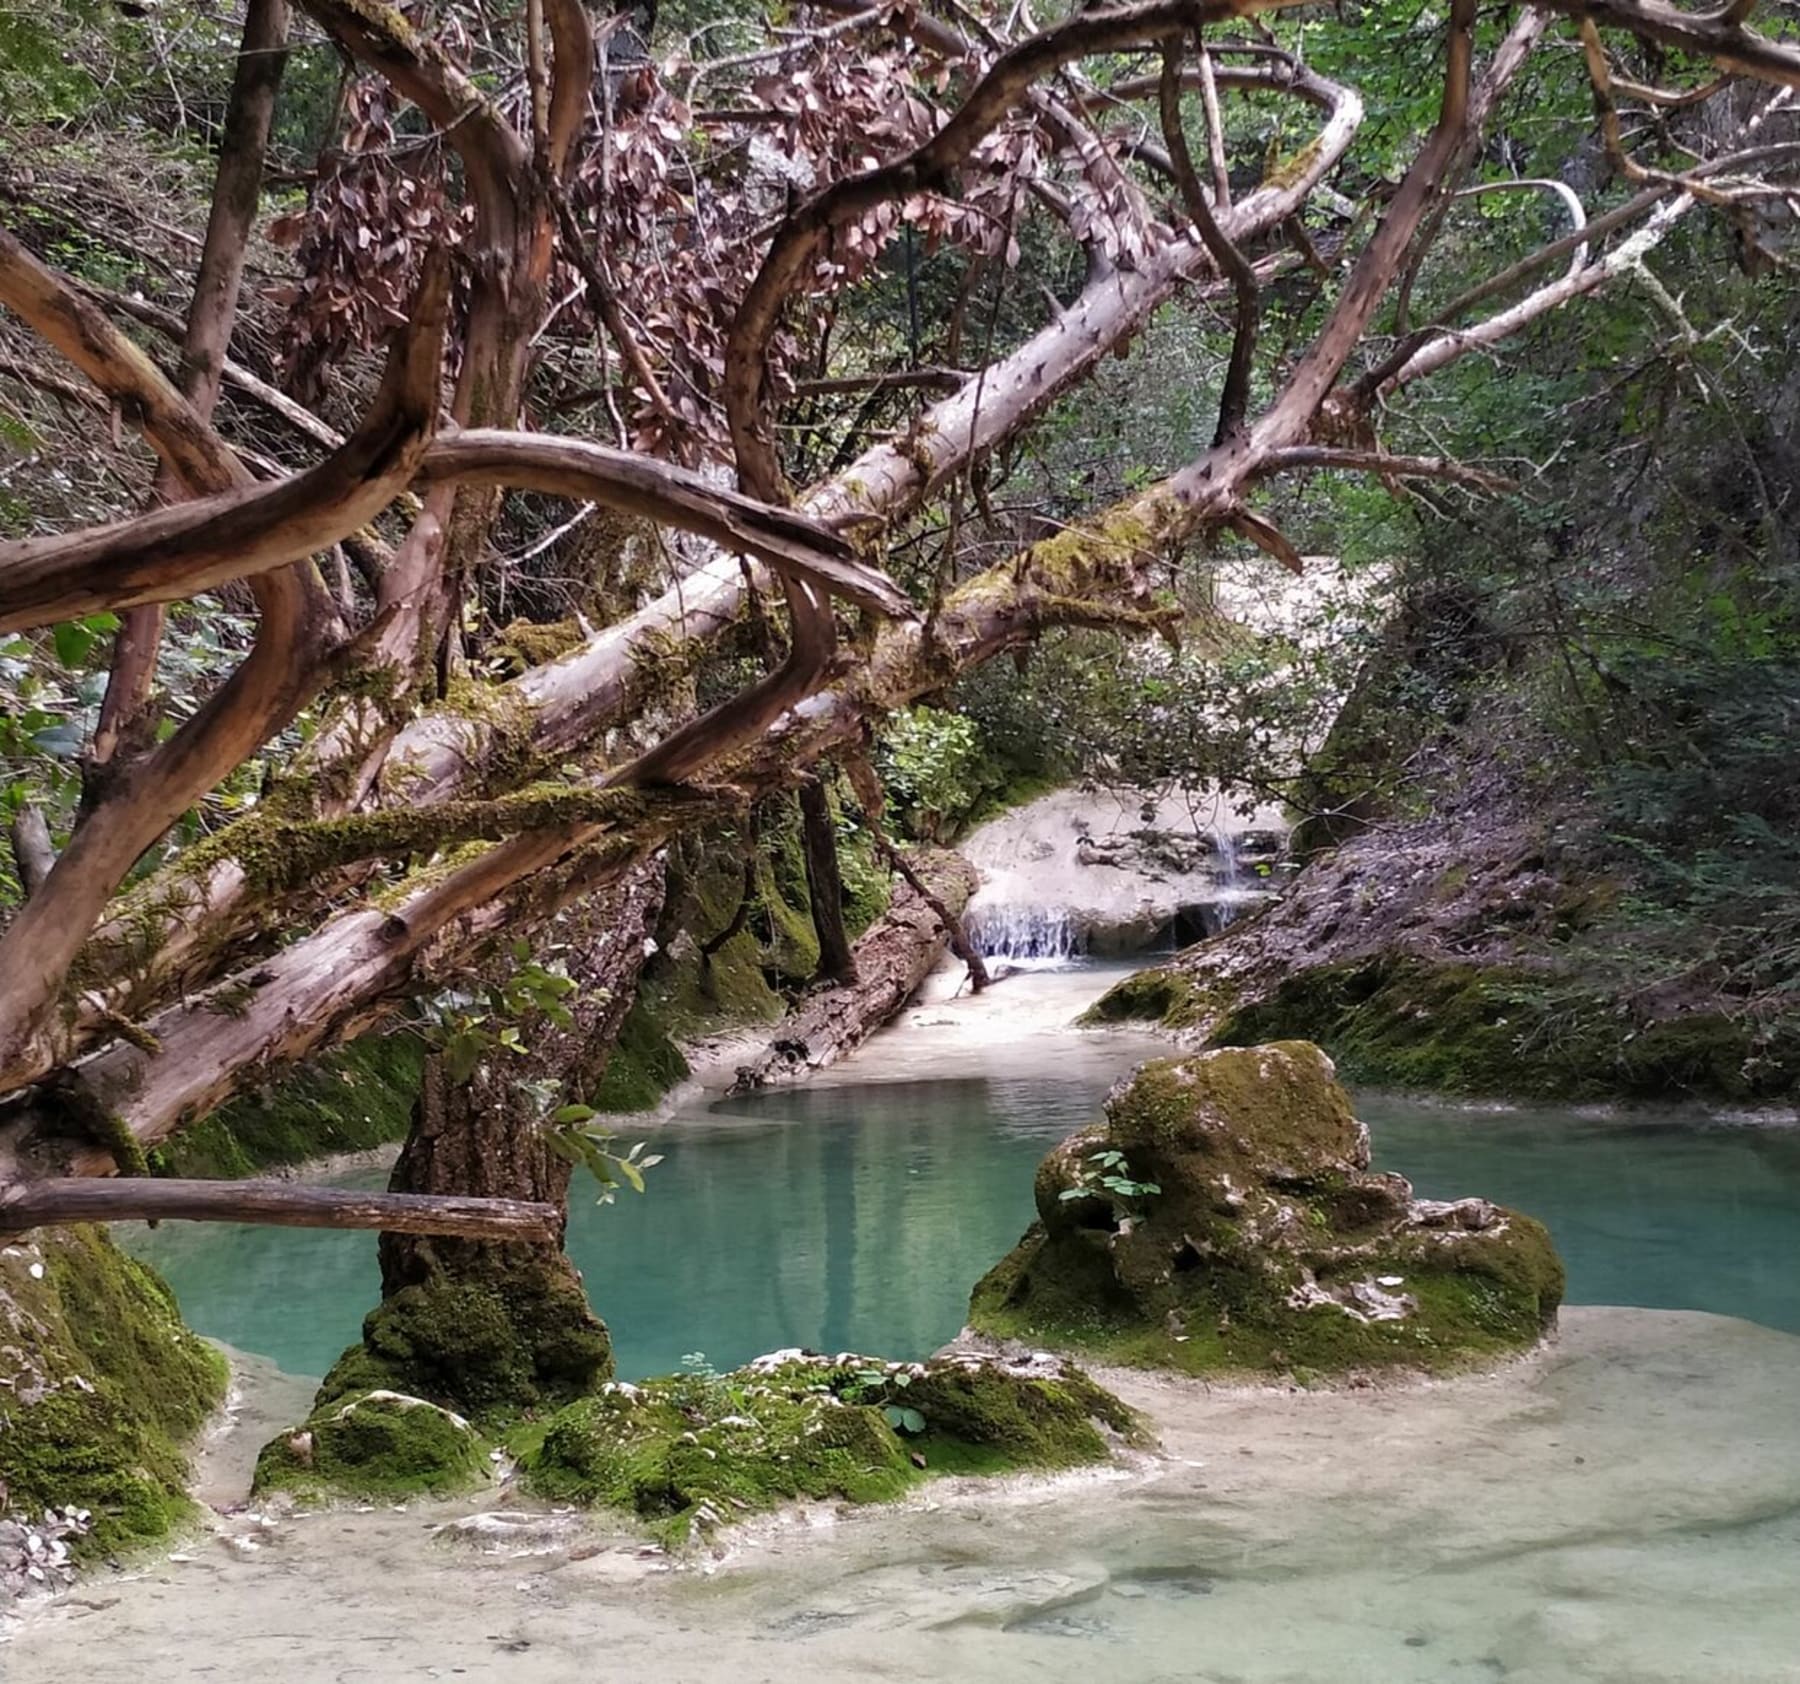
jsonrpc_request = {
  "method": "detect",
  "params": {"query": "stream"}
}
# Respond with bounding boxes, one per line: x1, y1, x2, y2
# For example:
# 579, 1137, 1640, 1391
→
123, 965, 1800, 1378
11, 962, 1800, 1682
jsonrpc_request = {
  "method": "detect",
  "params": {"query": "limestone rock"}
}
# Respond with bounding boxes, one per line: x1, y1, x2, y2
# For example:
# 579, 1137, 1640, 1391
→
969, 1041, 1564, 1377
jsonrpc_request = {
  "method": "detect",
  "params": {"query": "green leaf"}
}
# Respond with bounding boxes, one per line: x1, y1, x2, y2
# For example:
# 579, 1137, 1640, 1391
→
552, 1104, 597, 1124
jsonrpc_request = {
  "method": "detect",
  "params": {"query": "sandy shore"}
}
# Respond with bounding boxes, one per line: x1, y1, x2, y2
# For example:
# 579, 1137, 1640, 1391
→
7, 1306, 1800, 1683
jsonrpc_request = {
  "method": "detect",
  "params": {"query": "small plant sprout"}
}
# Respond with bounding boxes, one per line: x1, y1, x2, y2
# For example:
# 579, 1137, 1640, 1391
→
1060, 1148, 1161, 1212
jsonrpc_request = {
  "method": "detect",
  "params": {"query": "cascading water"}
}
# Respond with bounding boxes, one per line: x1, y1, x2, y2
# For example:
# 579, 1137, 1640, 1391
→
962, 904, 1083, 963
957, 786, 1289, 964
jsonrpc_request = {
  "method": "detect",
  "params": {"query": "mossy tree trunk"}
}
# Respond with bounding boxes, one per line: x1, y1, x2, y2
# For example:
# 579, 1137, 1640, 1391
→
799, 777, 857, 984
323, 859, 666, 1419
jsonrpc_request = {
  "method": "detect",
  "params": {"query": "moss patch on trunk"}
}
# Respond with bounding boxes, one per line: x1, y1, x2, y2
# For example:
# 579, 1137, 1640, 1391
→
0, 1228, 226, 1556
313, 1264, 615, 1424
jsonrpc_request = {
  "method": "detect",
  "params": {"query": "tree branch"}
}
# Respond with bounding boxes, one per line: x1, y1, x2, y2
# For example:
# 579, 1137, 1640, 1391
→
417, 429, 912, 616
0, 1178, 562, 1241
0, 260, 448, 634
1159, 39, 1258, 442
723, 0, 1282, 498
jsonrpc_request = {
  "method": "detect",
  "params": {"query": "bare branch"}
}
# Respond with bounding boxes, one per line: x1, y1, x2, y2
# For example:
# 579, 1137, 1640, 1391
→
0, 1178, 562, 1242
419, 428, 912, 616
1159, 39, 1258, 442
1257, 446, 1519, 492
724, 0, 1291, 498
0, 260, 449, 634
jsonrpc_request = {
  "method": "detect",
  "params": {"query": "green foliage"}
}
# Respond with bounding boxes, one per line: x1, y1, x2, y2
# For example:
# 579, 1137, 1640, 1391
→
876, 706, 990, 841
1057, 1148, 1161, 1212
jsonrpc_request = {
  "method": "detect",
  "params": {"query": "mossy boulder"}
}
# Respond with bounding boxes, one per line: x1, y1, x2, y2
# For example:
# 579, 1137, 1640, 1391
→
1081, 965, 1237, 1032
0, 1228, 226, 1556
970, 1042, 1564, 1379
254, 1390, 491, 1502
521, 1350, 1134, 1547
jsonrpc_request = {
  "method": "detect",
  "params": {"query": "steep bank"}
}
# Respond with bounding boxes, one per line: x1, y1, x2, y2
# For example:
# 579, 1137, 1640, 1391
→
1091, 807, 1800, 1104
0, 1229, 225, 1570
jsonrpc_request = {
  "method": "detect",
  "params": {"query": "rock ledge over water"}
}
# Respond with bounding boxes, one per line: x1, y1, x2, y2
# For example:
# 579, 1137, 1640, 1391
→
969, 1041, 1564, 1377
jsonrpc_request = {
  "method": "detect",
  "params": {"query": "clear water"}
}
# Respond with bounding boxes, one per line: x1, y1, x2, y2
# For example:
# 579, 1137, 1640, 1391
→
124, 1074, 1800, 1384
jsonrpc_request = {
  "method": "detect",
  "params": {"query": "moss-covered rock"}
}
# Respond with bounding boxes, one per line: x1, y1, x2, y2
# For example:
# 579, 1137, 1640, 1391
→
970, 1043, 1564, 1379
588, 997, 691, 1113
148, 1033, 424, 1179
1080, 965, 1237, 1031
1207, 956, 1799, 1102
254, 1389, 491, 1502
520, 1350, 1134, 1546
0, 1228, 226, 1555
577, 801, 895, 1115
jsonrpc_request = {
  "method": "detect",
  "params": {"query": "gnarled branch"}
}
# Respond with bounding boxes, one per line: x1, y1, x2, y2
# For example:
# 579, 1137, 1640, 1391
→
0, 260, 448, 634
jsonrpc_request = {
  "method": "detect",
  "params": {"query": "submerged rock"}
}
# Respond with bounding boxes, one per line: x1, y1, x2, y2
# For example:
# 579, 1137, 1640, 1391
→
521, 1350, 1136, 1547
968, 1042, 1564, 1377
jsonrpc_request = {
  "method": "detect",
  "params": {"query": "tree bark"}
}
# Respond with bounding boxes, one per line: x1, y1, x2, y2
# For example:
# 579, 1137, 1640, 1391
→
730, 849, 977, 1093
341, 858, 666, 1415
798, 778, 857, 984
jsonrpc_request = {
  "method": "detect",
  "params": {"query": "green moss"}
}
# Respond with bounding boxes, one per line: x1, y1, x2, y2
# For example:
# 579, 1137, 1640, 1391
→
492, 617, 588, 673
1207, 956, 1798, 1102
315, 1266, 614, 1422
969, 1044, 1565, 1380
590, 999, 690, 1112
254, 1391, 490, 1502
520, 1353, 1131, 1547
0, 1229, 226, 1555
1081, 965, 1238, 1031
149, 1034, 424, 1179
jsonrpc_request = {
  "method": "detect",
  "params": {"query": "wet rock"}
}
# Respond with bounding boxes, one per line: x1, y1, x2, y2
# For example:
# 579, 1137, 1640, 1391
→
969, 1042, 1564, 1377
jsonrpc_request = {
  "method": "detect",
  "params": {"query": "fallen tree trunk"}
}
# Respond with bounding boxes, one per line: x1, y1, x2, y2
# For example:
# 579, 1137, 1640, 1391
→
730, 848, 978, 1094
0, 1179, 562, 1240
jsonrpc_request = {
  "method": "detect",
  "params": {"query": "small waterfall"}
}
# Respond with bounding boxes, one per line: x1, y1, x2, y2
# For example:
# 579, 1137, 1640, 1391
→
963, 904, 1085, 963
1213, 830, 1249, 930
957, 786, 1290, 965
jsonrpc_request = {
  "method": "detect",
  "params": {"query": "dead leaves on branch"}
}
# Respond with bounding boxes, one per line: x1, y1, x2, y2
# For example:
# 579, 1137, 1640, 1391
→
263, 4, 1157, 463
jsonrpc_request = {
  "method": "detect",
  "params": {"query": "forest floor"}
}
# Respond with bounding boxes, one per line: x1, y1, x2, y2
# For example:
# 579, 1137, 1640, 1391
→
5, 1306, 1799, 1683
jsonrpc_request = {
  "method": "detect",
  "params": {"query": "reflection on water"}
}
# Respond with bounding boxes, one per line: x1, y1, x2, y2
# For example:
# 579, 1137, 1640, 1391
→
126, 1070, 1800, 1382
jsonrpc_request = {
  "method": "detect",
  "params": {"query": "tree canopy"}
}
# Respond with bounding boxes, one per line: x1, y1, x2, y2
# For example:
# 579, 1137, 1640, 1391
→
2, 0, 1798, 1229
